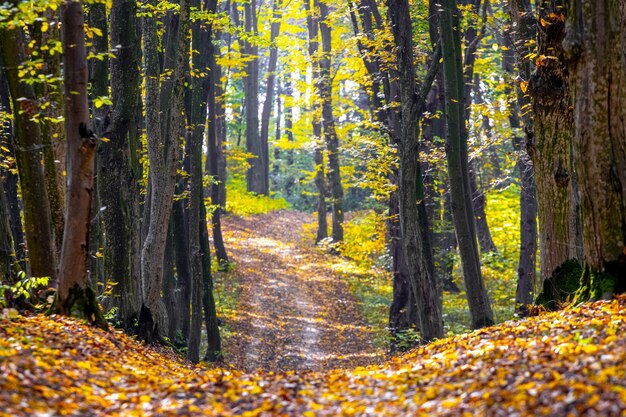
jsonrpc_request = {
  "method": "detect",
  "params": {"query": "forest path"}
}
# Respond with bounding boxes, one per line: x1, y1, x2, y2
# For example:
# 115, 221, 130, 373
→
218, 210, 384, 372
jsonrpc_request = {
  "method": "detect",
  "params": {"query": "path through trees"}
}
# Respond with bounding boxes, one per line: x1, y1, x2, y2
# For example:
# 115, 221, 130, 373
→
220, 211, 384, 371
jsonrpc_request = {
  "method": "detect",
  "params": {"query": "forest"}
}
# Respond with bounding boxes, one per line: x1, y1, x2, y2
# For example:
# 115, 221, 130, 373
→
2, 0, 626, 415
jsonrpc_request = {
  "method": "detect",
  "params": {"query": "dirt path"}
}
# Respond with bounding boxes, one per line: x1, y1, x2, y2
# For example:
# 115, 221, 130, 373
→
218, 211, 383, 372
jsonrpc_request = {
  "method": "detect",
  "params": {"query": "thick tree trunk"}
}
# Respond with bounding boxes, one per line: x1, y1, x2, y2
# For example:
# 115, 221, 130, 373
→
528, 1, 580, 288
318, 1, 344, 243
55, 0, 106, 328
439, 0, 493, 329
387, 0, 443, 342
0, 20, 56, 281
97, 0, 142, 328
566, 1, 626, 285
140, 0, 190, 343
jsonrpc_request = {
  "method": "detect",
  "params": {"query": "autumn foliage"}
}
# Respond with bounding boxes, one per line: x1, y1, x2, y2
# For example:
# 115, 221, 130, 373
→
2, 297, 626, 416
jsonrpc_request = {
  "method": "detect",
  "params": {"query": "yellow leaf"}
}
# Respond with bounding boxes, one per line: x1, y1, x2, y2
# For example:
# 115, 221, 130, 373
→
520, 81, 529, 93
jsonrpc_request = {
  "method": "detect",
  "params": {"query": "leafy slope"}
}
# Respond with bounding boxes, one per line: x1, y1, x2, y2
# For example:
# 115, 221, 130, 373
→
2, 298, 626, 416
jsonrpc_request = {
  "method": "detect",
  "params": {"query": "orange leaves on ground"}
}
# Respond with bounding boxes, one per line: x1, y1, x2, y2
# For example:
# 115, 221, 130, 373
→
2, 297, 626, 416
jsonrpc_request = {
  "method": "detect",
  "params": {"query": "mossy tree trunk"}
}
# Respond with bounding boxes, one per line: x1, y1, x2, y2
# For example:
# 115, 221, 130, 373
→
564, 1, 626, 292
529, 0, 581, 287
55, 0, 106, 328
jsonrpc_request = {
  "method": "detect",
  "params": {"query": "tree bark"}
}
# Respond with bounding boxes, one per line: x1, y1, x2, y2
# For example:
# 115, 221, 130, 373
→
97, 0, 142, 328
387, 0, 443, 342
566, 1, 626, 279
206, 14, 229, 268
0, 17, 56, 281
304, 0, 328, 243
528, 0, 580, 288
140, 0, 190, 343
243, 0, 266, 195
318, 0, 344, 243
55, 0, 105, 328
439, 0, 493, 329
259, 0, 282, 195
502, 16, 537, 309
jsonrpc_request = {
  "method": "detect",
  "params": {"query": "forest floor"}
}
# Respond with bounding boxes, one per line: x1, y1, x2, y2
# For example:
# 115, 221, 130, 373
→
3, 210, 626, 415
218, 210, 384, 372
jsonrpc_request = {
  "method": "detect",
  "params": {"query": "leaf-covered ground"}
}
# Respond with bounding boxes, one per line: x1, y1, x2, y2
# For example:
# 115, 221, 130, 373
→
2, 297, 626, 416
219, 211, 384, 371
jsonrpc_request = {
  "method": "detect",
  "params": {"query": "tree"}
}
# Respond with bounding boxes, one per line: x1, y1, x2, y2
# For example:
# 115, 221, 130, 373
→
304, 0, 329, 243
318, 0, 344, 243
243, 0, 267, 195
140, 0, 190, 342
0, 10, 57, 281
97, 0, 142, 328
387, 0, 443, 342
55, 0, 106, 328
563, 1, 626, 298
439, 0, 493, 329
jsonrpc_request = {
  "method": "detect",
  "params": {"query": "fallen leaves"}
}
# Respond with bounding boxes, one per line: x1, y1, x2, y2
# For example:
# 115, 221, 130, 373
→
1, 296, 626, 416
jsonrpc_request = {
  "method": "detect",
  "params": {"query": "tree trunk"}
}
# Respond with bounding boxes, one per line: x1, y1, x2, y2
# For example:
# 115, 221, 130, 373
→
318, 0, 344, 243
0, 19, 56, 281
566, 1, 626, 287
528, 0, 580, 289
304, 0, 328, 243
387, 0, 443, 342
34, 9, 65, 260
55, 0, 106, 328
97, 0, 142, 328
502, 18, 537, 309
243, 0, 266, 195
201, 208, 221, 362
206, 17, 229, 268
259, 0, 282, 195
439, 0, 493, 329
140, 0, 190, 343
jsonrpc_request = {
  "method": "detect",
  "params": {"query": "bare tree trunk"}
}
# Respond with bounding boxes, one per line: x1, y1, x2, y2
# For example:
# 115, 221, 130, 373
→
55, 0, 106, 328
439, 0, 493, 329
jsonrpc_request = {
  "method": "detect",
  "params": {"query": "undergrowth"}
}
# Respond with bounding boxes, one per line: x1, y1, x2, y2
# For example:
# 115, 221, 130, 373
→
304, 185, 526, 344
